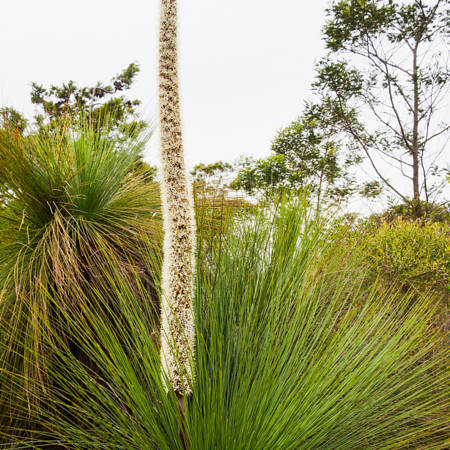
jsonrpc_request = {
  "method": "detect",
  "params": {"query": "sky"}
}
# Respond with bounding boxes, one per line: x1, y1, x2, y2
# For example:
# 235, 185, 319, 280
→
0, 0, 330, 169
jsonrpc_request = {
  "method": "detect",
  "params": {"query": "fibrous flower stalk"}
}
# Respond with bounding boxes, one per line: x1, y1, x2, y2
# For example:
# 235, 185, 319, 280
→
158, 0, 196, 396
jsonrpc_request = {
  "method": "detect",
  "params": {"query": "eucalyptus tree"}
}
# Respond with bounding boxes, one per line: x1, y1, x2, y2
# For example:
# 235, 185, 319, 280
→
314, 0, 450, 205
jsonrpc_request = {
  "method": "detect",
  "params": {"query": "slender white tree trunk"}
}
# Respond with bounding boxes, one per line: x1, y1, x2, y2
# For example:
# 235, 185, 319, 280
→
158, 0, 196, 396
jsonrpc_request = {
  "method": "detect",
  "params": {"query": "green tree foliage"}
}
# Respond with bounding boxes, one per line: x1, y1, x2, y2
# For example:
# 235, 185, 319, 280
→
0, 64, 156, 185
231, 154, 298, 195
230, 112, 377, 204
314, 0, 450, 203
30, 62, 146, 139
191, 161, 233, 189
0, 107, 28, 134
380, 198, 450, 223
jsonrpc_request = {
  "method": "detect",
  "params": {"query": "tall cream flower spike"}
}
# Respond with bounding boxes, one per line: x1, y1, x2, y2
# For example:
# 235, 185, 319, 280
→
158, 0, 196, 398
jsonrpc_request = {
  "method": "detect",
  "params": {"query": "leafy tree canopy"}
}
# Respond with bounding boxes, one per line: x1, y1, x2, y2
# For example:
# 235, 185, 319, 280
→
230, 108, 380, 204
191, 161, 233, 182
314, 0, 450, 205
29, 62, 145, 138
191, 161, 234, 197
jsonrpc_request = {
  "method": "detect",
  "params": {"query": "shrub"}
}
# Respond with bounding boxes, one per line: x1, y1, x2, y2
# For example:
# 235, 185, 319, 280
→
360, 218, 450, 300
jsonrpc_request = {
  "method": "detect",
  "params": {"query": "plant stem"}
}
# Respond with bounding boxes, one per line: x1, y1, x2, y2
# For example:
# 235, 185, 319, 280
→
158, 0, 196, 398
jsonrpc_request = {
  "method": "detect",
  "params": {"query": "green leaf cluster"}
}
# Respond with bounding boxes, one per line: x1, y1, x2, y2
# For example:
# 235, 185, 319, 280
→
230, 112, 370, 204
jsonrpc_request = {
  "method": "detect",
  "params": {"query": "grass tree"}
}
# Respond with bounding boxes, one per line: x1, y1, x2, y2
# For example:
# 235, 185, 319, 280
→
158, 0, 197, 410
0, 115, 161, 446
2, 199, 449, 449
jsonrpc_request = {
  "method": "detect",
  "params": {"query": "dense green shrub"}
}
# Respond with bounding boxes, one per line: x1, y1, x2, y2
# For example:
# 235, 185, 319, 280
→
359, 218, 450, 300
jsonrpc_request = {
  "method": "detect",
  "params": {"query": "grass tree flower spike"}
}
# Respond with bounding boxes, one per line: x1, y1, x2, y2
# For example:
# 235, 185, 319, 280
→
159, 0, 196, 397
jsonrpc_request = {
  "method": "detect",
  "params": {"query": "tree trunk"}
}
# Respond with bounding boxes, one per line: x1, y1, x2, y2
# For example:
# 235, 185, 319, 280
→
412, 40, 420, 201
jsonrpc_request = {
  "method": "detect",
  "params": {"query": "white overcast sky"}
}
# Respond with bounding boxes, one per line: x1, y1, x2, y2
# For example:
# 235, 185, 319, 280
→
1, 0, 330, 169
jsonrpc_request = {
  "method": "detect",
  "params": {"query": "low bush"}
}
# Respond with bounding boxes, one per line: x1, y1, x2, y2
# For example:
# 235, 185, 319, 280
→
358, 218, 450, 301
